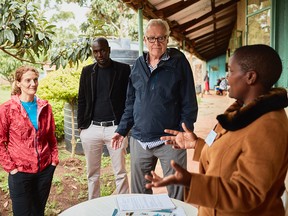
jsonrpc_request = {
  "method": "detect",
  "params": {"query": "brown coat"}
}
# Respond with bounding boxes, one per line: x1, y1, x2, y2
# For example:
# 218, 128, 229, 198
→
186, 88, 288, 216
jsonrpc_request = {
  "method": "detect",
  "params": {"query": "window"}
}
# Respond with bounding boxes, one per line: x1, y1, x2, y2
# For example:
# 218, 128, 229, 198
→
246, 0, 271, 45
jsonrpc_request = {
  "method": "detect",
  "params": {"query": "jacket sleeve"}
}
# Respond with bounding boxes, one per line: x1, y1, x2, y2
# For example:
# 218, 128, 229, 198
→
77, 67, 86, 129
193, 138, 205, 161
115, 75, 135, 136
185, 115, 288, 211
47, 104, 59, 165
0, 103, 17, 172
179, 56, 198, 131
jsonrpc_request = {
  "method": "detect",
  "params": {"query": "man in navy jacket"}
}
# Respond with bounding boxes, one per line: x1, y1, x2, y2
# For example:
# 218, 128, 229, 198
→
112, 19, 198, 200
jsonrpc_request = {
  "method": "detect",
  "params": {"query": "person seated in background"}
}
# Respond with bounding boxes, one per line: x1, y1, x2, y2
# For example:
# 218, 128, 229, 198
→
214, 78, 222, 95
145, 44, 288, 215
218, 76, 228, 95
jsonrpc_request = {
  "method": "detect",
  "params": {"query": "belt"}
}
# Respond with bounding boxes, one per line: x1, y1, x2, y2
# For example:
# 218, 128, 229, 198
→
92, 120, 117, 127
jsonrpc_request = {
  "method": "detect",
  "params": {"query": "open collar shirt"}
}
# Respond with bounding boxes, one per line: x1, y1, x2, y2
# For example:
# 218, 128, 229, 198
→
137, 51, 170, 150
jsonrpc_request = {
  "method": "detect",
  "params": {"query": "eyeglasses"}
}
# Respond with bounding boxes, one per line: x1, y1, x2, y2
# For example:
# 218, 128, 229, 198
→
145, 35, 167, 43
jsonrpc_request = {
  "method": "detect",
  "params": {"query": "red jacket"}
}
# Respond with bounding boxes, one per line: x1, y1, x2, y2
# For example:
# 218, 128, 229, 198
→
0, 95, 59, 173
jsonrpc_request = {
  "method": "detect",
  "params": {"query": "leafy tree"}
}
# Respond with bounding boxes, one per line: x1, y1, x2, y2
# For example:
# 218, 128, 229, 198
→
44, 2, 92, 69
47, 0, 140, 68
0, 0, 90, 76
0, 0, 139, 70
49, 10, 75, 23
0, 0, 55, 64
80, 0, 138, 40
79, 19, 109, 39
0, 53, 22, 85
50, 37, 92, 69
46, 4, 78, 43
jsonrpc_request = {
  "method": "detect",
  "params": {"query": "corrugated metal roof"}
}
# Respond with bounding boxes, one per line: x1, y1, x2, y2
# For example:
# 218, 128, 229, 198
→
122, 0, 239, 60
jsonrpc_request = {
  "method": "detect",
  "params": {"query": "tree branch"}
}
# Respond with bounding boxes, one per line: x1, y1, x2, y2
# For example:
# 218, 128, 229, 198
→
0, 48, 45, 65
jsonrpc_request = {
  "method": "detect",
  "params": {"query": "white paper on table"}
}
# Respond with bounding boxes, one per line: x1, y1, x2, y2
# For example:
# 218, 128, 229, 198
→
116, 212, 172, 216
172, 206, 187, 216
116, 194, 176, 212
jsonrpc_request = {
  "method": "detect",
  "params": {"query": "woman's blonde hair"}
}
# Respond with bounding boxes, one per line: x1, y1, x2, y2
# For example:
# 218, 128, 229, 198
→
11, 66, 39, 95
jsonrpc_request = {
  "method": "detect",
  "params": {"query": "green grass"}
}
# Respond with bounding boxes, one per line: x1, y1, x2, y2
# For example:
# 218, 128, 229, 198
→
45, 200, 61, 216
101, 154, 112, 168
52, 177, 64, 195
0, 171, 8, 193
100, 173, 116, 196
0, 85, 11, 104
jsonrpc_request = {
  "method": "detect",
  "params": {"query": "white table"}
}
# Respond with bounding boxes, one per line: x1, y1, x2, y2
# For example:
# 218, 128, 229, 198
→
60, 194, 198, 216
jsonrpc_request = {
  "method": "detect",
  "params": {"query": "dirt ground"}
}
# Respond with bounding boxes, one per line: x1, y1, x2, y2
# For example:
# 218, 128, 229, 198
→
0, 144, 115, 216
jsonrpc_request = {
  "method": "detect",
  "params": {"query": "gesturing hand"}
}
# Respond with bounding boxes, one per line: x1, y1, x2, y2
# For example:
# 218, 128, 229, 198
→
160, 122, 198, 149
111, 133, 124, 150
145, 160, 192, 189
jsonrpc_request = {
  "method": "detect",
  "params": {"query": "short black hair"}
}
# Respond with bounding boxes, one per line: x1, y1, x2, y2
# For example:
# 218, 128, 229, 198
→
233, 44, 282, 88
92, 37, 109, 47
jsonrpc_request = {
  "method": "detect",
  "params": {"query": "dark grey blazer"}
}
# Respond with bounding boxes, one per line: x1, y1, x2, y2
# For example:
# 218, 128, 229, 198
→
77, 60, 131, 130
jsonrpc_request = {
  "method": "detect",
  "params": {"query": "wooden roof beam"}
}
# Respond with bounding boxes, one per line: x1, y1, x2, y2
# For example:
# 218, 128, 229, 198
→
196, 37, 230, 52
175, 0, 239, 32
184, 10, 236, 35
154, 0, 200, 18
201, 44, 229, 60
192, 23, 235, 43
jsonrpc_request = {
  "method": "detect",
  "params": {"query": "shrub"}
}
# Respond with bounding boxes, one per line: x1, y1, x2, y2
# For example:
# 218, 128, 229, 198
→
49, 99, 65, 140
37, 68, 81, 140
37, 59, 93, 154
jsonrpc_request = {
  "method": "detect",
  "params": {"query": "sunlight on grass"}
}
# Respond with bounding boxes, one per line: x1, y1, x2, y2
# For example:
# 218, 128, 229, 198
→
45, 200, 61, 216
52, 177, 62, 186
71, 172, 87, 185
52, 177, 64, 195
100, 173, 116, 196
101, 155, 112, 168
77, 190, 87, 200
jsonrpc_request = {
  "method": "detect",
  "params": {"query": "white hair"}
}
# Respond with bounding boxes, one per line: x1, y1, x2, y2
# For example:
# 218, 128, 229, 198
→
145, 19, 171, 36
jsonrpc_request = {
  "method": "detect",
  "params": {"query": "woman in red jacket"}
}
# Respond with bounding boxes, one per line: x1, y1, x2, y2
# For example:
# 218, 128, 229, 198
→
0, 66, 59, 216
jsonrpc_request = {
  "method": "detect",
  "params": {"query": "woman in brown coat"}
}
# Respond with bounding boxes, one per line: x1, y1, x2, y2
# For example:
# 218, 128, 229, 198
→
145, 44, 288, 215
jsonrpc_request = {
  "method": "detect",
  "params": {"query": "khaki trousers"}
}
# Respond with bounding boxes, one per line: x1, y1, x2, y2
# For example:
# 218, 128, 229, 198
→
80, 123, 129, 199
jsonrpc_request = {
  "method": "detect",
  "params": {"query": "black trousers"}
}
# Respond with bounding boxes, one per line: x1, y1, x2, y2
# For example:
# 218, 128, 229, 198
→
8, 164, 56, 216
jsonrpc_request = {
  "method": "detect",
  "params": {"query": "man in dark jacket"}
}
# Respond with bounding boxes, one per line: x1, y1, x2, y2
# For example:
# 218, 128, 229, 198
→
112, 19, 198, 200
78, 37, 130, 199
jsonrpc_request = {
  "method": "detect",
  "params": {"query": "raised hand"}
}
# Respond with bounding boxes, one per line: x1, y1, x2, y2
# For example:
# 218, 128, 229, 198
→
145, 160, 192, 189
160, 122, 198, 149
111, 133, 124, 149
